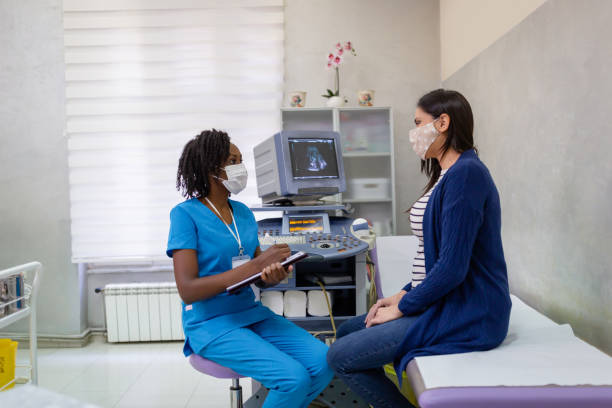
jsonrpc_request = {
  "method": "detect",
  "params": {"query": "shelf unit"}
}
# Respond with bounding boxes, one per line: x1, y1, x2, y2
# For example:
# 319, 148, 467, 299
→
281, 107, 396, 236
0, 262, 41, 389
343, 198, 392, 204
286, 316, 354, 321
261, 285, 356, 292
254, 252, 367, 333
342, 152, 391, 158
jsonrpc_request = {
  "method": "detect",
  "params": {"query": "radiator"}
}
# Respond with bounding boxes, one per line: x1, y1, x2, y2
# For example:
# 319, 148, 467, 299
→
103, 282, 184, 343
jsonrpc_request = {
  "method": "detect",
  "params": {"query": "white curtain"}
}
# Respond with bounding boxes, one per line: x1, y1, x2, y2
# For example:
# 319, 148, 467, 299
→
64, 0, 284, 263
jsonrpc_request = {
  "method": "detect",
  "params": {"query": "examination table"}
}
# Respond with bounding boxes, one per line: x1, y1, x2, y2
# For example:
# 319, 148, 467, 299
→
404, 295, 612, 408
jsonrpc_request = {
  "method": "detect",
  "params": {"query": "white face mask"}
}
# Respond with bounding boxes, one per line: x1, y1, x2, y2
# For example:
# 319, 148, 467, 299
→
215, 163, 248, 195
408, 119, 440, 160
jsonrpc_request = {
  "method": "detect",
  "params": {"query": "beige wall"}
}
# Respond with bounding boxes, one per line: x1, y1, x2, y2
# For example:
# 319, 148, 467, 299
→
440, 0, 547, 79
443, 0, 612, 354
284, 0, 441, 235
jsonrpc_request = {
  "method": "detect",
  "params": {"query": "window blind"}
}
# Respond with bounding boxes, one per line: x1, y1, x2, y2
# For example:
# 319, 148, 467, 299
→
64, 0, 284, 263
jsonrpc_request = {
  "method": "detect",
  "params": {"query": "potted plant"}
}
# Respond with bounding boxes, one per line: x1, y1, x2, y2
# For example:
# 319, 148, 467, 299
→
323, 41, 356, 107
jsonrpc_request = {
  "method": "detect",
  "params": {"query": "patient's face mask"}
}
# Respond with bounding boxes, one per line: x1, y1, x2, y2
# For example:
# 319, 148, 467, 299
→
408, 119, 440, 160
215, 163, 248, 195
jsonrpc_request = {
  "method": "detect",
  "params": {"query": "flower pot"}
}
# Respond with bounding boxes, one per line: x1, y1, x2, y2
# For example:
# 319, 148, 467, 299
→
288, 91, 306, 107
358, 90, 375, 106
326, 96, 345, 108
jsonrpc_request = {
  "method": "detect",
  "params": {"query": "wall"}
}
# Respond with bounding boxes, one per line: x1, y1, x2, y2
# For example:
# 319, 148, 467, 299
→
443, 0, 612, 354
440, 0, 546, 80
284, 0, 441, 235
4, 0, 609, 353
0, 0, 85, 336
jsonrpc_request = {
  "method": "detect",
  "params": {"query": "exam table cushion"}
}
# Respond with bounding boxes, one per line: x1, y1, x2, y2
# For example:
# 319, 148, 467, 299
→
406, 295, 612, 407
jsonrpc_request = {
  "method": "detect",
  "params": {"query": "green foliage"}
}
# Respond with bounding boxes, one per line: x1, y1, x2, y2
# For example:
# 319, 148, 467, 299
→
322, 89, 339, 98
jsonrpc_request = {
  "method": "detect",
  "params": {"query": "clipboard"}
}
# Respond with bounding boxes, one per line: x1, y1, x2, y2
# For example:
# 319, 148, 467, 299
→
226, 251, 308, 294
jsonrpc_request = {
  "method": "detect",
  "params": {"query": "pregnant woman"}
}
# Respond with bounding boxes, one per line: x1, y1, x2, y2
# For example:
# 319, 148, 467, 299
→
327, 89, 512, 408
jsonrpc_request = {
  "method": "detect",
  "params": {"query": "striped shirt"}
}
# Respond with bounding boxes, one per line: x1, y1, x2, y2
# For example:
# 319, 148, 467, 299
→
409, 169, 448, 288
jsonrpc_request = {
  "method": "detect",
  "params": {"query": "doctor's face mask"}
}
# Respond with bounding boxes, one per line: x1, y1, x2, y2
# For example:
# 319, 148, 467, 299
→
215, 163, 248, 195
213, 143, 248, 195
408, 118, 440, 160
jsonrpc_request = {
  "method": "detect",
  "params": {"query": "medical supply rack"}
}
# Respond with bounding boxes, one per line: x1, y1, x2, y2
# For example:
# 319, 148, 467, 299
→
0, 262, 41, 389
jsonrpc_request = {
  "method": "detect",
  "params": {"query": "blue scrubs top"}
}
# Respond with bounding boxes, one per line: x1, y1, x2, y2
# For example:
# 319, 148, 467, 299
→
166, 198, 273, 356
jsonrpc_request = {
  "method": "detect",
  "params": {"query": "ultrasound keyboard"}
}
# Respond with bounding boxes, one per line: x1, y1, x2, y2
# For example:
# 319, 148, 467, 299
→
257, 216, 367, 261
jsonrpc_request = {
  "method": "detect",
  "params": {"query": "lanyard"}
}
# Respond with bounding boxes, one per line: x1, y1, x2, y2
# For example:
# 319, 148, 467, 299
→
204, 197, 244, 256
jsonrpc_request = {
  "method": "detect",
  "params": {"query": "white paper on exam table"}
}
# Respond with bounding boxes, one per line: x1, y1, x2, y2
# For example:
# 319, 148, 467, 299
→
0, 384, 99, 408
414, 295, 612, 389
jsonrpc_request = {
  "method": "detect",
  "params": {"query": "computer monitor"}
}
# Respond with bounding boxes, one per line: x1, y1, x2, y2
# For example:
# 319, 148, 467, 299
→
288, 138, 340, 180
254, 131, 346, 203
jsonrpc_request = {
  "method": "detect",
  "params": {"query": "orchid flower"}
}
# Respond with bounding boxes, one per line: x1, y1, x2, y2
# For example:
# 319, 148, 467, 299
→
323, 41, 356, 99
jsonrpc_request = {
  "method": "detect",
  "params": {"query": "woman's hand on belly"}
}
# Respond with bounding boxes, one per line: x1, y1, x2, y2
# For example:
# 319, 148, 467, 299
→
365, 290, 407, 327
261, 263, 293, 286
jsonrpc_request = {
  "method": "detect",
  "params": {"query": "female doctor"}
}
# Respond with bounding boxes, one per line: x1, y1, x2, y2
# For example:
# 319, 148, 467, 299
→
167, 129, 333, 408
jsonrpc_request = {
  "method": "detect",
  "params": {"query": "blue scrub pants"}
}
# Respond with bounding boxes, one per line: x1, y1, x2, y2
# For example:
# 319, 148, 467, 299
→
200, 313, 334, 408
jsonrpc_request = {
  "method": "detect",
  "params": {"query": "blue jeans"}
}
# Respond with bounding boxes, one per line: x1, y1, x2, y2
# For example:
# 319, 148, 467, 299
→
201, 314, 334, 408
327, 313, 418, 408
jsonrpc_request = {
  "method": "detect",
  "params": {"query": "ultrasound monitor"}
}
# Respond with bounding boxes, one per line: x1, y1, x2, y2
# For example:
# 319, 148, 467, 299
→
254, 131, 346, 203
288, 138, 340, 180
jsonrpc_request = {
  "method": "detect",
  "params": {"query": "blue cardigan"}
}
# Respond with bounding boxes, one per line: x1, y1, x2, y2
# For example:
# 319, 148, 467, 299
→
395, 149, 511, 382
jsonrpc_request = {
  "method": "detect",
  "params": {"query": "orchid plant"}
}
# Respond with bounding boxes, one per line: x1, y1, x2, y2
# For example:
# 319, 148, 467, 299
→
322, 41, 357, 99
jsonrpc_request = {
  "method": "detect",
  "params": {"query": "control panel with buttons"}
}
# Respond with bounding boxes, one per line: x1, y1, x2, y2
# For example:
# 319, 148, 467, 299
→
257, 216, 368, 261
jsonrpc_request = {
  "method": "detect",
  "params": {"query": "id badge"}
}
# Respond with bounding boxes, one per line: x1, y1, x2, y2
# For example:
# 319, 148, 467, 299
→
232, 254, 251, 269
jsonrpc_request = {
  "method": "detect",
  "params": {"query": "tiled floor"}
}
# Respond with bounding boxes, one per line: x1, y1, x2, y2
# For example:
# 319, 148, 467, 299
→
15, 338, 252, 408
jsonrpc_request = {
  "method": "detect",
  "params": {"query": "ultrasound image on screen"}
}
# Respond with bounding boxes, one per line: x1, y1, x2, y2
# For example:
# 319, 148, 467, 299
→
288, 138, 339, 179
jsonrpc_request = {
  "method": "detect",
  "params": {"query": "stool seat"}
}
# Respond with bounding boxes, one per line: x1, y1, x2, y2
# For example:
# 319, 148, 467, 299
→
189, 354, 245, 379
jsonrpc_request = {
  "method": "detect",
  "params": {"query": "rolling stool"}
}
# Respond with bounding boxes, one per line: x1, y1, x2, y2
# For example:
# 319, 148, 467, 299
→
189, 354, 341, 408
189, 354, 245, 408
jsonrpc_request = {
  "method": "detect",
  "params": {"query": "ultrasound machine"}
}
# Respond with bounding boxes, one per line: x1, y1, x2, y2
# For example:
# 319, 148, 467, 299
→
245, 131, 374, 407
253, 131, 369, 261
252, 131, 370, 329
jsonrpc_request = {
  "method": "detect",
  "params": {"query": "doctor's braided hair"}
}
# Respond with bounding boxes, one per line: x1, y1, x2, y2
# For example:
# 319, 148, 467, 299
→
176, 129, 230, 198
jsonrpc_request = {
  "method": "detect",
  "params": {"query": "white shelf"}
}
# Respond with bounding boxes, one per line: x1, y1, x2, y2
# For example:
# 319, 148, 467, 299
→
342, 152, 391, 158
281, 106, 396, 235
281, 106, 391, 112
261, 285, 356, 292
286, 316, 355, 322
282, 107, 333, 111
0, 307, 31, 330
343, 198, 392, 204
338, 106, 392, 111
0, 262, 41, 386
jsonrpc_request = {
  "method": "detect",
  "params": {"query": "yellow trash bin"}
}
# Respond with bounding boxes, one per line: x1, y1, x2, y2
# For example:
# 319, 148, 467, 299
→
0, 339, 18, 391
383, 363, 419, 407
